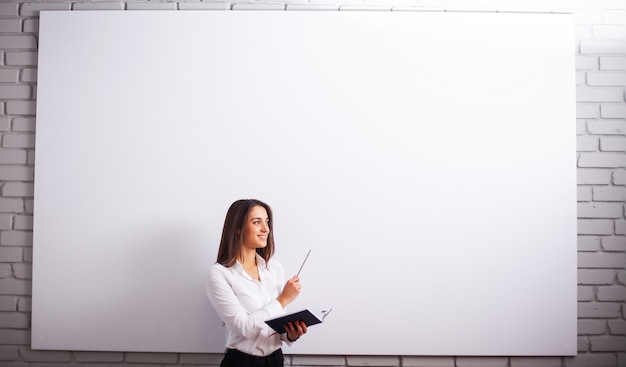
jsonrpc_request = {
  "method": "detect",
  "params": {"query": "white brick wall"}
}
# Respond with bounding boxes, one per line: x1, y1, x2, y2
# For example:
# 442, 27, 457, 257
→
0, 0, 624, 366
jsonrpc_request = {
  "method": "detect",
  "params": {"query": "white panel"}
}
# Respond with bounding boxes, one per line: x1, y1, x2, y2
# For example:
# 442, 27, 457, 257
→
32, 11, 576, 355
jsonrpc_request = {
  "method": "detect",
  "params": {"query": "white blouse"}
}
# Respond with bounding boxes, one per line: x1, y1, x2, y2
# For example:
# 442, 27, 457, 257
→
206, 254, 292, 356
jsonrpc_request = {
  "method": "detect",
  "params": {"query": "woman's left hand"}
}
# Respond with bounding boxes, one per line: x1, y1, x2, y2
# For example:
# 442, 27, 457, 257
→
284, 321, 307, 342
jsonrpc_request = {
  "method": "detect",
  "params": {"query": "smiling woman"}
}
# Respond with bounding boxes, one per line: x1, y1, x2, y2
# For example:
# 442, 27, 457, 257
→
207, 199, 308, 367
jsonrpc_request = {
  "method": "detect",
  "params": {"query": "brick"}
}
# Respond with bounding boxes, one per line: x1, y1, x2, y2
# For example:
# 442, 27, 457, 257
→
608, 319, 626, 335
577, 119, 588, 134
578, 169, 611, 184
600, 104, 626, 118
19, 69, 37, 83
588, 120, 626, 135
12, 117, 35, 132
0, 3, 19, 16
587, 72, 626, 86
126, 2, 178, 10
577, 336, 588, 352
287, 4, 341, 10
347, 356, 400, 366
0, 231, 33, 246
0, 279, 30, 296
0, 345, 19, 361
510, 357, 561, 367
5, 52, 38, 66
603, 9, 626, 23
564, 353, 616, 367
232, 3, 286, 10
0, 166, 34, 181
72, 3, 125, 10
590, 335, 626, 351
593, 25, 626, 39
597, 285, 626, 301
0, 19, 21, 33
412, 355, 460, 367
290, 355, 346, 366
2, 183, 33, 197
578, 236, 602, 251
576, 72, 585, 86
457, 357, 508, 367
600, 56, 626, 71
578, 186, 592, 201
22, 248, 31, 263
578, 302, 622, 318
19, 2, 71, 16
179, 3, 232, 10
22, 19, 38, 33
578, 152, 626, 168
19, 348, 70, 362
602, 236, 626, 251
576, 25, 592, 41
578, 269, 616, 285
0, 69, 19, 83
13, 215, 32, 230
618, 270, 626, 284
125, 352, 178, 363
0, 264, 11, 278
0, 312, 29, 328
17, 297, 30, 312
600, 136, 626, 151
578, 285, 594, 301
578, 219, 614, 235
0, 35, 37, 50
611, 169, 625, 185
24, 199, 33, 214
577, 87, 624, 102
574, 8, 603, 24
0, 296, 17, 311
592, 186, 626, 201
578, 252, 626, 268
578, 202, 623, 218
0, 198, 23, 213
0, 248, 22, 263
0, 85, 31, 99
580, 40, 626, 55
0, 149, 27, 164
12, 264, 30, 280
617, 219, 626, 235
2, 134, 35, 148
0, 213, 11, 230
4, 101, 36, 115
578, 319, 607, 335
577, 135, 598, 151
73, 351, 125, 363
576, 103, 598, 118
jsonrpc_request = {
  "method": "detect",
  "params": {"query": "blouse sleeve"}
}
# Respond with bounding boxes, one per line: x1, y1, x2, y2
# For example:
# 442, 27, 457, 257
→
206, 264, 285, 339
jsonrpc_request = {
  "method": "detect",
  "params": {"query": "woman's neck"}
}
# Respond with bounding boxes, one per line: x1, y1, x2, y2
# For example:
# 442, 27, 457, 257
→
239, 248, 257, 267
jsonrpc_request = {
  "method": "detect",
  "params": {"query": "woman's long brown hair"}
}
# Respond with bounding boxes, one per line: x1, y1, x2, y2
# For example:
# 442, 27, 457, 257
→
216, 199, 275, 267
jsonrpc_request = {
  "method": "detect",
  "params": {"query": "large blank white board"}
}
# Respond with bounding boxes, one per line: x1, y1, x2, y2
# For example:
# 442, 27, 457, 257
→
32, 10, 576, 355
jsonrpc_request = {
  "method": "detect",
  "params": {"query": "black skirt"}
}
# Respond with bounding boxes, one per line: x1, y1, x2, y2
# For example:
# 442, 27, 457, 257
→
220, 348, 284, 367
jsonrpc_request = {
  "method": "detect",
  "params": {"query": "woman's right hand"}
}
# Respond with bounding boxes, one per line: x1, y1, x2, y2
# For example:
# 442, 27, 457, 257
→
277, 276, 301, 308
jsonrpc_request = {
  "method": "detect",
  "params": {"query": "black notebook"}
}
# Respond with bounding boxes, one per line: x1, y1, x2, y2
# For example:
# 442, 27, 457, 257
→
265, 309, 329, 334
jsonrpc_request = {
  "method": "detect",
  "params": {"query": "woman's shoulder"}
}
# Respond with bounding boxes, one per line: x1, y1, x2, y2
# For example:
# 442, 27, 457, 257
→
265, 257, 284, 273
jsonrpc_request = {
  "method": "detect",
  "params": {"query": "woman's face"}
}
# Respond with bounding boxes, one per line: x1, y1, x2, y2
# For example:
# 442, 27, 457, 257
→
241, 205, 270, 250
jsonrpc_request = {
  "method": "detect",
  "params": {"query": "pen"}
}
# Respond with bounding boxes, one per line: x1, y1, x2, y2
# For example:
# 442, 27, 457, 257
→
296, 249, 311, 277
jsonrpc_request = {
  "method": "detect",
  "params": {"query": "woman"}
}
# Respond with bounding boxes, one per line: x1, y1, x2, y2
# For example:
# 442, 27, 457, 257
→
206, 199, 307, 367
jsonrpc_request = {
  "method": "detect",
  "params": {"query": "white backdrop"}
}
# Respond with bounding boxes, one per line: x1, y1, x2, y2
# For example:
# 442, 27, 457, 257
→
32, 10, 576, 355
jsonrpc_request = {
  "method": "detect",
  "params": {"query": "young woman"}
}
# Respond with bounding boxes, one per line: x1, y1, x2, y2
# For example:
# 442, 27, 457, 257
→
206, 199, 307, 367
